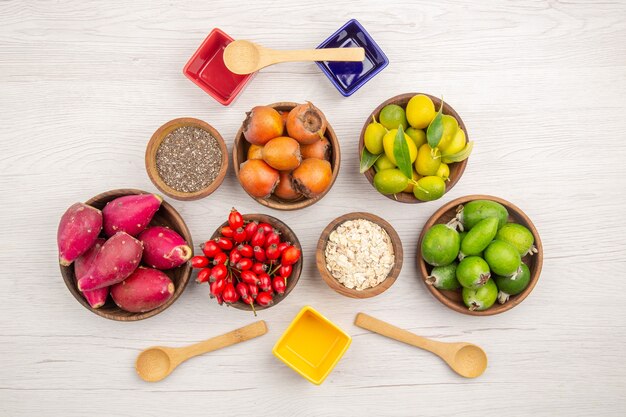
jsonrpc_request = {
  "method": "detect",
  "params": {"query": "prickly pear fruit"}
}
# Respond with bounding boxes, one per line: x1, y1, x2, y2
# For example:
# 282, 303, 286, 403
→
111, 267, 174, 313
78, 232, 143, 291
74, 238, 109, 308
139, 226, 191, 270
102, 194, 162, 237
57, 203, 103, 266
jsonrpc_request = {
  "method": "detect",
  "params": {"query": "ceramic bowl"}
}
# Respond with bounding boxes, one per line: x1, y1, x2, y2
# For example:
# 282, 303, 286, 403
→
273, 306, 351, 385
316, 19, 388, 96
183, 28, 254, 105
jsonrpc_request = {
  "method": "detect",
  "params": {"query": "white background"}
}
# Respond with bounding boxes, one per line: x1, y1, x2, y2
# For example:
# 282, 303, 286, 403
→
1, 1, 625, 416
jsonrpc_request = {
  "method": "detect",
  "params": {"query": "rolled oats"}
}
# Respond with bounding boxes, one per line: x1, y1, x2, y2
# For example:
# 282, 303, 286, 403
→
324, 219, 394, 290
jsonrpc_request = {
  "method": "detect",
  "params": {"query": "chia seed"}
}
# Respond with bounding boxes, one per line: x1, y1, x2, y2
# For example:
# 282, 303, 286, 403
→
156, 126, 222, 193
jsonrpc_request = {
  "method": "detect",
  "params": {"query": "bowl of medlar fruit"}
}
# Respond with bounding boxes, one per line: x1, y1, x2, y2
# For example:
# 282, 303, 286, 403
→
233, 102, 341, 210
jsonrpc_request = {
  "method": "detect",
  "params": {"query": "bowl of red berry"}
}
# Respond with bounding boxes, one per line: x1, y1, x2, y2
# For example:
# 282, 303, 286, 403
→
190, 208, 302, 313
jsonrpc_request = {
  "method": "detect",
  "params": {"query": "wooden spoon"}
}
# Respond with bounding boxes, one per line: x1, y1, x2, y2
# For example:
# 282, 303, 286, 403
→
223, 40, 365, 75
136, 320, 268, 382
354, 313, 487, 378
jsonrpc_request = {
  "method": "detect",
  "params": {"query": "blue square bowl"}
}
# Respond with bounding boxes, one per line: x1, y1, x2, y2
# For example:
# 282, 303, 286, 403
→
316, 19, 389, 97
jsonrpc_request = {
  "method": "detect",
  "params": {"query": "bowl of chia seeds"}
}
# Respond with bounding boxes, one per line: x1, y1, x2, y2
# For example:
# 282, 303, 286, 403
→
146, 118, 229, 200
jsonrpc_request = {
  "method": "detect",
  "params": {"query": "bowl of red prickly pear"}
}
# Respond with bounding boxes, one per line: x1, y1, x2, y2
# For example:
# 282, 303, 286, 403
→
190, 208, 302, 314
58, 189, 193, 321
233, 101, 341, 211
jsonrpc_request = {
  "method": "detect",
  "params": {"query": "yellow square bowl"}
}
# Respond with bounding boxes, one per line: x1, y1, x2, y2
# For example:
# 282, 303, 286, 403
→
272, 306, 352, 385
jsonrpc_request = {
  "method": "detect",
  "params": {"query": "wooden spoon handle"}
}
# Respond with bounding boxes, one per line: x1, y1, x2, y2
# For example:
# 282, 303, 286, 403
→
355, 313, 441, 354
267, 47, 365, 63
176, 321, 268, 361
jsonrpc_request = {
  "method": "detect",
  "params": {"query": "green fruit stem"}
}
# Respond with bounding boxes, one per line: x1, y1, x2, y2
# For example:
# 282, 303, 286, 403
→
430, 147, 442, 159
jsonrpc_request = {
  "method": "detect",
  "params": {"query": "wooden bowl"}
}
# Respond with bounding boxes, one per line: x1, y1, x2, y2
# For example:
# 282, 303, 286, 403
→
60, 189, 193, 321
233, 102, 341, 210
209, 213, 302, 311
359, 93, 469, 204
146, 117, 229, 201
316, 212, 403, 298
417, 195, 543, 316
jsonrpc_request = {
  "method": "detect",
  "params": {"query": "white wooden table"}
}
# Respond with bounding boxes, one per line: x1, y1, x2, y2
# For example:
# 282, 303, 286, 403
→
2, 1, 625, 415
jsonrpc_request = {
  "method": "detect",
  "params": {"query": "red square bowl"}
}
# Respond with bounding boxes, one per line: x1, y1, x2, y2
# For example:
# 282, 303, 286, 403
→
183, 28, 254, 106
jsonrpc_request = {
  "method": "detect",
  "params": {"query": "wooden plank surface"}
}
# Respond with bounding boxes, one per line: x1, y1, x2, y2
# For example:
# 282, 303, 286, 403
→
1, 0, 625, 415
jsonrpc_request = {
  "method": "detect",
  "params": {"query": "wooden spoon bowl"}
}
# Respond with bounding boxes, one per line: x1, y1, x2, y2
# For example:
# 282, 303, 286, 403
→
60, 189, 193, 321
233, 102, 341, 210
146, 117, 229, 201
417, 195, 543, 316
209, 213, 302, 311
358, 93, 469, 204
316, 212, 403, 298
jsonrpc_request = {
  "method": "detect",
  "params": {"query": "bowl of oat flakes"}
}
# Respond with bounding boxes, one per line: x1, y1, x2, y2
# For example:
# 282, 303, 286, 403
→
316, 212, 403, 298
